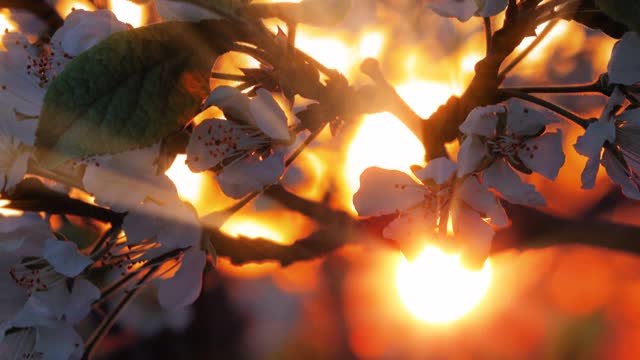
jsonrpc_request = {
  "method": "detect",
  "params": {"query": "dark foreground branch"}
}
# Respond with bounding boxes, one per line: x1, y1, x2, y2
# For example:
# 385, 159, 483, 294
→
207, 214, 396, 266
212, 187, 640, 266
3, 178, 125, 224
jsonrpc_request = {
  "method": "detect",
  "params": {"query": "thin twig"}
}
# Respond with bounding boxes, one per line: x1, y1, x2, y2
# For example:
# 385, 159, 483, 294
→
501, 89, 590, 128
500, 81, 602, 94
484, 17, 492, 55
498, 19, 560, 81
83, 266, 159, 360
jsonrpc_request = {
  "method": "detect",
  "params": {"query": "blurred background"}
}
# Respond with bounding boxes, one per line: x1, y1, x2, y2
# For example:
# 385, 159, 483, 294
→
4, 0, 640, 358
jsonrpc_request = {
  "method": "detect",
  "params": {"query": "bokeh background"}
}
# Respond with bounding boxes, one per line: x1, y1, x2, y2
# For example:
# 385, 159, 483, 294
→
4, 0, 640, 359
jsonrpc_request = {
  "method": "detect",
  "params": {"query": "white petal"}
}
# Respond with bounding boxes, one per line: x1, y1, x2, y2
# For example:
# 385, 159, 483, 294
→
0, 328, 36, 358
519, 130, 565, 180
457, 136, 487, 177
83, 145, 177, 211
186, 118, 257, 172
581, 155, 601, 190
451, 204, 494, 268
608, 31, 640, 85
217, 151, 285, 199
35, 322, 83, 360
0, 213, 49, 253
483, 160, 545, 206
600, 87, 626, 124
155, 0, 223, 21
353, 167, 424, 216
51, 10, 128, 57
602, 149, 640, 199
5, 150, 29, 191
0, 259, 28, 323
42, 239, 92, 278
477, 0, 507, 17
506, 99, 558, 136
202, 86, 254, 126
124, 198, 201, 250
63, 278, 100, 324
158, 250, 206, 308
458, 177, 508, 226
426, 0, 478, 22
459, 105, 503, 136
574, 120, 615, 158
250, 89, 290, 142
413, 157, 458, 184
382, 207, 438, 260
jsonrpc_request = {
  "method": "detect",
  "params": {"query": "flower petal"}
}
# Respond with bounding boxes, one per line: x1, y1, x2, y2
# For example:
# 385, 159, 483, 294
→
83, 145, 177, 211
519, 129, 565, 180
457, 136, 487, 177
574, 120, 615, 159
35, 322, 83, 360
426, 0, 478, 22
353, 167, 424, 216
413, 157, 458, 184
5, 150, 29, 192
202, 86, 254, 126
216, 151, 285, 199
51, 10, 128, 57
186, 118, 257, 172
608, 31, 640, 86
158, 250, 206, 308
459, 105, 503, 136
602, 149, 640, 199
63, 278, 100, 324
42, 239, 92, 278
458, 177, 508, 226
506, 100, 558, 136
451, 204, 494, 269
250, 89, 290, 142
581, 155, 601, 190
483, 160, 545, 206
382, 207, 437, 260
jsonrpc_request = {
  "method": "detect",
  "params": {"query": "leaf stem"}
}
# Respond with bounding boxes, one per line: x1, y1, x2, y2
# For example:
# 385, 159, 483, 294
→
501, 89, 590, 128
498, 19, 560, 81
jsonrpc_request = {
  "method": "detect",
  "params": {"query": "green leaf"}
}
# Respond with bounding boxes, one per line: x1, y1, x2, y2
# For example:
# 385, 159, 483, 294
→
36, 21, 225, 167
595, 0, 640, 33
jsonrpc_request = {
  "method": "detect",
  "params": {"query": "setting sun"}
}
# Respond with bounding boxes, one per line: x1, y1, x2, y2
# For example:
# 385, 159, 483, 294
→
397, 246, 492, 324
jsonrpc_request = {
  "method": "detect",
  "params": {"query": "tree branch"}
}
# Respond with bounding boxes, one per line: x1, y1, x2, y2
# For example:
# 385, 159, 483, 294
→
2, 178, 124, 224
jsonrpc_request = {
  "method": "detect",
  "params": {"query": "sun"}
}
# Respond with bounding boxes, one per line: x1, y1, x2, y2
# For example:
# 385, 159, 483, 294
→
396, 246, 492, 324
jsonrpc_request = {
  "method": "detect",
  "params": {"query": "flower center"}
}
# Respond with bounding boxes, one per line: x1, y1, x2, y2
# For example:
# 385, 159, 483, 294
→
9, 258, 64, 295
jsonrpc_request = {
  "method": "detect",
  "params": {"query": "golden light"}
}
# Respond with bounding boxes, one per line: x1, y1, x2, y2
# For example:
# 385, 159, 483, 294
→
0, 9, 17, 49
0, 200, 22, 217
165, 155, 205, 207
55, 0, 96, 18
396, 246, 492, 324
295, 29, 352, 73
345, 112, 425, 196
109, 0, 144, 28
359, 31, 385, 59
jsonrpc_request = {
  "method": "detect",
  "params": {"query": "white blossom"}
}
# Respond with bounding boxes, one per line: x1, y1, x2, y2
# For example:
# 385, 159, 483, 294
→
457, 101, 564, 206
608, 31, 640, 86
575, 87, 640, 199
121, 193, 205, 309
187, 86, 292, 198
353, 158, 506, 265
0, 215, 98, 360
425, 0, 507, 22
83, 144, 179, 211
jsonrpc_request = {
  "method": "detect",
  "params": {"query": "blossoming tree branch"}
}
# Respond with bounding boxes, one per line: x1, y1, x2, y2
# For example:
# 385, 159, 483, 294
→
1, 0, 639, 358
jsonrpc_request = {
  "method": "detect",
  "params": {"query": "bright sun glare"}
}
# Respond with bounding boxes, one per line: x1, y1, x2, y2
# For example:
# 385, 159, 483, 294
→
397, 246, 492, 324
